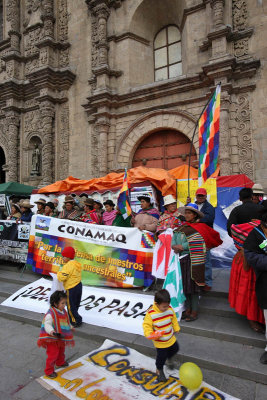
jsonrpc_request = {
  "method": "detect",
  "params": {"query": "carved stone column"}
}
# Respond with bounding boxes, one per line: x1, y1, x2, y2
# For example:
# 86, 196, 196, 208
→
95, 119, 110, 176
210, 0, 225, 28
219, 92, 232, 175
39, 101, 55, 186
95, 5, 110, 66
6, 110, 20, 182
41, 0, 55, 39
6, 0, 21, 53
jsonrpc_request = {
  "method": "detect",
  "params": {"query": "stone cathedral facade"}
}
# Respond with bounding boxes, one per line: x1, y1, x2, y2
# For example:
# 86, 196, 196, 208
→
0, 0, 266, 188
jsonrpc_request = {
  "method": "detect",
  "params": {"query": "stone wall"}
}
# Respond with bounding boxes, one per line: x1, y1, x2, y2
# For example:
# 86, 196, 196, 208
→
0, 0, 266, 187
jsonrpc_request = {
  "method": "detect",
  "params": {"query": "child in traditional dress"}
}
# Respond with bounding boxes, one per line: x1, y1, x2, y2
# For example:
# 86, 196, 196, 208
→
143, 289, 180, 382
37, 291, 74, 378
57, 246, 83, 327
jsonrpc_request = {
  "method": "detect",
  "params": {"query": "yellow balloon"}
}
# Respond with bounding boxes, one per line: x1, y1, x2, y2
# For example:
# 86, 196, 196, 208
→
179, 362, 203, 390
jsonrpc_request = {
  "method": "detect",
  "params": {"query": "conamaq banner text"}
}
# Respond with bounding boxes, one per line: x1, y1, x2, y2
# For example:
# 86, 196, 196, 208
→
26, 215, 156, 288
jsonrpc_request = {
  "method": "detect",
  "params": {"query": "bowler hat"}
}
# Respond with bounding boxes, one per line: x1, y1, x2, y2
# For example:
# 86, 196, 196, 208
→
34, 198, 47, 205
64, 195, 75, 204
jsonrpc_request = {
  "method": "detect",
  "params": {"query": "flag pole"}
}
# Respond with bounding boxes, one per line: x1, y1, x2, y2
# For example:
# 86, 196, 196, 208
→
187, 84, 220, 197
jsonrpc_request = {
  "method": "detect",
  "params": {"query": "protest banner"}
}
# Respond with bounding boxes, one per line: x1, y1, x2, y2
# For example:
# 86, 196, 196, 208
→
37, 339, 239, 400
1, 278, 153, 334
0, 220, 30, 263
177, 178, 217, 207
26, 215, 156, 288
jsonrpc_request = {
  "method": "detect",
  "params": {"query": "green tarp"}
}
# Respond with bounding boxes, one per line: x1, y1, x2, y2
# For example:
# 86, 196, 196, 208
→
0, 182, 35, 196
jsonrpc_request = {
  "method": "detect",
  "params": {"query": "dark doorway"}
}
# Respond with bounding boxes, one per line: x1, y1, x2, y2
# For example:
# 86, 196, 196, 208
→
0, 146, 6, 183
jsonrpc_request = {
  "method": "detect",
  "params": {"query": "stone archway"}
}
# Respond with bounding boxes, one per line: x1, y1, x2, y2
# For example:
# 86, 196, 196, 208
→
115, 110, 198, 169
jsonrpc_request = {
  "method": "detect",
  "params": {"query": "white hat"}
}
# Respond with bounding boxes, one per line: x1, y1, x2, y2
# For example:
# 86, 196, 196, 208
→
252, 183, 264, 194
163, 195, 176, 207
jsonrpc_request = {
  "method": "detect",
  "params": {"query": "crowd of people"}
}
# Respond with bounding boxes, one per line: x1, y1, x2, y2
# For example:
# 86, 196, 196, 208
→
4, 182, 267, 367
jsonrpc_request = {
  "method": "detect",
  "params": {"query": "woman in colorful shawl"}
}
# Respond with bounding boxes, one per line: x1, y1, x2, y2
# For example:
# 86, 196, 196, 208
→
103, 200, 117, 226
131, 195, 160, 233
157, 195, 184, 234
80, 198, 99, 224
229, 219, 265, 332
59, 196, 81, 221
172, 203, 222, 322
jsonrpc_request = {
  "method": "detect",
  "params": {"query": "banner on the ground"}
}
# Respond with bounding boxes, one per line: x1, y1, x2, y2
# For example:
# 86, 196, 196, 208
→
1, 278, 154, 334
26, 215, 156, 288
0, 220, 30, 263
38, 339, 239, 400
177, 178, 217, 207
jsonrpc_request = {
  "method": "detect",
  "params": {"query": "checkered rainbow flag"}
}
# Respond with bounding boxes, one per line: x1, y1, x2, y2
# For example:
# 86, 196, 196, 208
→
117, 169, 132, 219
198, 84, 221, 182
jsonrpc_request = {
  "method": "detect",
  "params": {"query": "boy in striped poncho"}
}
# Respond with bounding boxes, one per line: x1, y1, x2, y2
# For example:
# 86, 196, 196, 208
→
143, 289, 180, 382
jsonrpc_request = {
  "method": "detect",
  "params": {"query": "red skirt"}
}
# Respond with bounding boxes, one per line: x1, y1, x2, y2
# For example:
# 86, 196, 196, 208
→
228, 251, 265, 324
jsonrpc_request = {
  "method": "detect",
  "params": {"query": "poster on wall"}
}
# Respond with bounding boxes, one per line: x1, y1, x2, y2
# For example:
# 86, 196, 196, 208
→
0, 194, 5, 207
26, 215, 156, 288
0, 220, 30, 263
177, 178, 217, 207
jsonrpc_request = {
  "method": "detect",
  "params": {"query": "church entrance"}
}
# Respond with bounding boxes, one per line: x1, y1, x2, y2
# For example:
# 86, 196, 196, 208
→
0, 146, 5, 183
132, 130, 197, 170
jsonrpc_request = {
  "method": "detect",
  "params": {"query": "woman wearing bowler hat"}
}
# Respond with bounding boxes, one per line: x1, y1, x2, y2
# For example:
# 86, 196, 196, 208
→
80, 198, 99, 224
59, 196, 81, 220
34, 198, 47, 215
131, 194, 160, 233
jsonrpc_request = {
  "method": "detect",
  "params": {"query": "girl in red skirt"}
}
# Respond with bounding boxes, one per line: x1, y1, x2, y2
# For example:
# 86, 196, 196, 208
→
37, 291, 75, 378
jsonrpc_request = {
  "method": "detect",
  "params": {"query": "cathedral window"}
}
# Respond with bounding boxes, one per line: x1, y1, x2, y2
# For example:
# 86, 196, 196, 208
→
154, 25, 182, 82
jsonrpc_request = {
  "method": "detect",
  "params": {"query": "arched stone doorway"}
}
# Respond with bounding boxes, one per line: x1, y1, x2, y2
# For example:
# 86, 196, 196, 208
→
0, 146, 6, 183
132, 129, 197, 169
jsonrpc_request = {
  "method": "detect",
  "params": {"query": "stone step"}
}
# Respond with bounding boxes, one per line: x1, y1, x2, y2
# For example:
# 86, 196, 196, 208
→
199, 296, 240, 318
0, 301, 266, 386
0, 267, 38, 285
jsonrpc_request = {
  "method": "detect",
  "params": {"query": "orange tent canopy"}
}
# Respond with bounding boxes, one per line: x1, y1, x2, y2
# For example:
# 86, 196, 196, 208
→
38, 165, 218, 197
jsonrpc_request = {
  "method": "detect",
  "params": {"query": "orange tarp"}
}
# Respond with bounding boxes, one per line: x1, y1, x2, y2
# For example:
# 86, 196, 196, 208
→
38, 165, 217, 196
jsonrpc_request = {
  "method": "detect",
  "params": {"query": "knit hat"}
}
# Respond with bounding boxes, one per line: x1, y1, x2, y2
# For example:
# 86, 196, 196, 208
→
45, 202, 55, 210
62, 246, 75, 259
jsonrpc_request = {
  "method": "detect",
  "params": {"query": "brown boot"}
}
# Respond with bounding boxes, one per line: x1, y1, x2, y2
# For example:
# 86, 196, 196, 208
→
185, 311, 198, 322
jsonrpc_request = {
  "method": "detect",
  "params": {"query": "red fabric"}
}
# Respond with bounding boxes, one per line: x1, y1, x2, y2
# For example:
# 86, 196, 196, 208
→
186, 223, 223, 249
156, 232, 172, 275
62, 246, 75, 259
228, 251, 265, 324
216, 174, 254, 188
44, 342, 65, 375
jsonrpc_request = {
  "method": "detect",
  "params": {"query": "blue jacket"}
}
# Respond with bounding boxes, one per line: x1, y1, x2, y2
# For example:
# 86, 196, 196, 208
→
21, 211, 33, 222
197, 200, 215, 227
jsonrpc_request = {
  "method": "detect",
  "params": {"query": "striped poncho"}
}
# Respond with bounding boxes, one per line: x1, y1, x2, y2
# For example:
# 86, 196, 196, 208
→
37, 307, 74, 348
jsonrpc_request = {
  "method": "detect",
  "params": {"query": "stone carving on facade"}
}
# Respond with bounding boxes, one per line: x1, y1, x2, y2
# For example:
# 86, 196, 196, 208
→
234, 38, 249, 58
25, 58, 39, 75
58, 104, 69, 180
210, 0, 225, 28
232, 0, 248, 31
91, 15, 98, 68
6, 0, 20, 32
24, 0, 41, 28
39, 101, 55, 186
218, 93, 232, 175
235, 93, 253, 179
24, 27, 42, 57
6, 111, 20, 182
24, 109, 42, 134
58, 0, 69, 42
30, 144, 41, 176
59, 48, 69, 68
